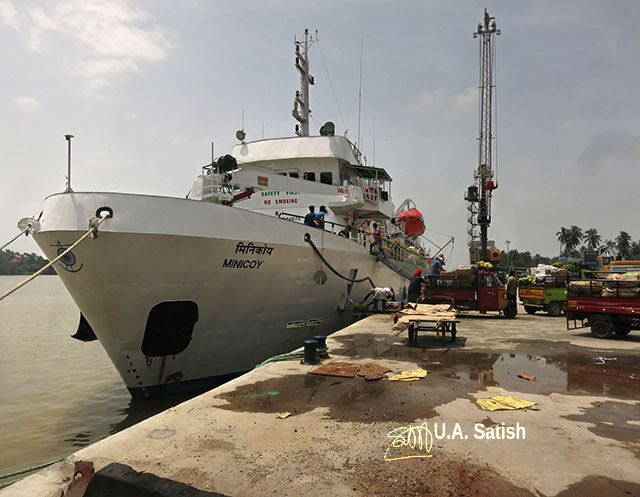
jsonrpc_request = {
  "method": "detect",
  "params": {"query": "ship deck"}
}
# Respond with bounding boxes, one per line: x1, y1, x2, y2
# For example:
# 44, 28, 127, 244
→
3, 306, 640, 496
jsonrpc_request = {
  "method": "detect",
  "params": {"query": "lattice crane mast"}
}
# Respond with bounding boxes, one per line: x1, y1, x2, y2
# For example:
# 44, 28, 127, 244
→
465, 9, 500, 263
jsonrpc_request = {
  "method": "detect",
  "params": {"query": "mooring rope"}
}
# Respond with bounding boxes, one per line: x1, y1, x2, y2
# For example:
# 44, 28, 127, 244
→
303, 233, 375, 288
253, 346, 329, 369
0, 457, 64, 482
0, 226, 31, 251
0, 477, 23, 489
0, 214, 109, 302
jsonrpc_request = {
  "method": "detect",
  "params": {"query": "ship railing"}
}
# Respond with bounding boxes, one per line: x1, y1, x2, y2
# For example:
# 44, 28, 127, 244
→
277, 212, 431, 275
201, 165, 233, 200
351, 177, 386, 203
277, 212, 364, 242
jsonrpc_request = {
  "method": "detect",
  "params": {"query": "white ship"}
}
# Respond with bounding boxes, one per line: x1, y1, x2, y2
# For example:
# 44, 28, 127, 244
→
31, 30, 433, 398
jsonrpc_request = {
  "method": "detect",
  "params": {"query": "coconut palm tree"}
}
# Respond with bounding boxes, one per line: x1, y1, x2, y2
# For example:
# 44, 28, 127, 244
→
631, 240, 640, 259
616, 231, 632, 259
584, 228, 601, 251
556, 227, 569, 255
563, 226, 583, 256
600, 239, 616, 255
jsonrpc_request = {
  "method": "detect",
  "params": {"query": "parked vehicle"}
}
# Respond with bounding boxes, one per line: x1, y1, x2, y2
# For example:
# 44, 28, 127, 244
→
422, 268, 516, 318
566, 277, 640, 338
519, 274, 566, 316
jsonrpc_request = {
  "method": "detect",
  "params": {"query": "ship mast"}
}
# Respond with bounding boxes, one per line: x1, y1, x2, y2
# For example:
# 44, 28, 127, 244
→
466, 9, 500, 262
292, 29, 317, 136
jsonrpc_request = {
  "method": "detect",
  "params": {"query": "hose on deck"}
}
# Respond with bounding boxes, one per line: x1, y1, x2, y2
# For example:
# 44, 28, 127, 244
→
304, 233, 375, 288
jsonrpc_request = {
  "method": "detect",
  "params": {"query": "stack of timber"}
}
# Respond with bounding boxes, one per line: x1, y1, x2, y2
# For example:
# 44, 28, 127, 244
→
392, 303, 458, 335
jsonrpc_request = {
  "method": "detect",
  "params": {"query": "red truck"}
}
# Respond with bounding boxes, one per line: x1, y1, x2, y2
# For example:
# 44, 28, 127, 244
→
566, 278, 640, 338
422, 269, 516, 318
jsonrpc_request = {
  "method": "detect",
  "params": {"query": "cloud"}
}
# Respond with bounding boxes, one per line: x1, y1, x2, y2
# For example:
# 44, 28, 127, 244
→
0, 0, 20, 29
6, 0, 171, 100
576, 130, 640, 172
411, 87, 476, 117
13, 96, 39, 111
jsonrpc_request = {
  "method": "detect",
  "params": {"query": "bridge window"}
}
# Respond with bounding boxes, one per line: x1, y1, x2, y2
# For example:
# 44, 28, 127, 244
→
320, 172, 333, 185
289, 172, 299, 178
303, 172, 316, 181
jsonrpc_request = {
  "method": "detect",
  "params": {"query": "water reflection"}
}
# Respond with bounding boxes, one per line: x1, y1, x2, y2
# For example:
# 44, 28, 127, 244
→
425, 350, 639, 399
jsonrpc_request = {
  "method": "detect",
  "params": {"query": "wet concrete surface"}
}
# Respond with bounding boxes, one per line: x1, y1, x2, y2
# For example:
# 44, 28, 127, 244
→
3, 308, 640, 496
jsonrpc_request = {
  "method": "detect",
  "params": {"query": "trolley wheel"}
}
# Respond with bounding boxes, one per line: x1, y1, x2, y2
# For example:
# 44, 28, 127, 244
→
547, 302, 563, 317
524, 305, 537, 315
590, 318, 613, 339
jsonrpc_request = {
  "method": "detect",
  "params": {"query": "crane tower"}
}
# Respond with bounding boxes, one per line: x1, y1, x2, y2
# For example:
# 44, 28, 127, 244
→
465, 9, 501, 263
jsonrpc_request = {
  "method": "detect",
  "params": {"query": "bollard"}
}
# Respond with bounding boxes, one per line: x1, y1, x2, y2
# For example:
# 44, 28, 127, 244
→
312, 335, 327, 348
303, 339, 319, 364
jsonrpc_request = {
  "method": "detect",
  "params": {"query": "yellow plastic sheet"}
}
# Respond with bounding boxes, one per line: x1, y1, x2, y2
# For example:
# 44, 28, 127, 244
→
276, 412, 292, 419
476, 395, 536, 411
389, 369, 428, 381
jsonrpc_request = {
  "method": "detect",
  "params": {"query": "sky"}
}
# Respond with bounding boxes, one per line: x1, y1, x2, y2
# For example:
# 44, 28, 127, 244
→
1, 0, 639, 267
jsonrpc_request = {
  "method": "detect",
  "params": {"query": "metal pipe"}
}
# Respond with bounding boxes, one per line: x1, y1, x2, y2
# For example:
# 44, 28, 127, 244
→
64, 134, 74, 193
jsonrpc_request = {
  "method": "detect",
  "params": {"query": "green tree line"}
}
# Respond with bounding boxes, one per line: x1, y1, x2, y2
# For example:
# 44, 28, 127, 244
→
0, 250, 56, 275
556, 226, 640, 259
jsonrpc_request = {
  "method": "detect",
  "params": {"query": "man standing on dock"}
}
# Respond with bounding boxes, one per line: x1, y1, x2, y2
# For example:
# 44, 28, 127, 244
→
408, 269, 424, 303
506, 270, 518, 304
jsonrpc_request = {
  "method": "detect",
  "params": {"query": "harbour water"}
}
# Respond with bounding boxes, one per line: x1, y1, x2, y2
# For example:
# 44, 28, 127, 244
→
0, 275, 207, 481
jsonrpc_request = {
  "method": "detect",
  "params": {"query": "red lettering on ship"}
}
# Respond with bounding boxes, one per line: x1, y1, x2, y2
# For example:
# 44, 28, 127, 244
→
337, 187, 350, 194
275, 198, 298, 205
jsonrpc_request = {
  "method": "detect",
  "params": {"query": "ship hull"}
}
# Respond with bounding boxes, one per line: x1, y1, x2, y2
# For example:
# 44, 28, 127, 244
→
34, 192, 407, 397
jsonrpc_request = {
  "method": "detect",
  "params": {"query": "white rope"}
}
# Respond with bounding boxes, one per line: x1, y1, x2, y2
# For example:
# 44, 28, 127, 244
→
0, 214, 109, 302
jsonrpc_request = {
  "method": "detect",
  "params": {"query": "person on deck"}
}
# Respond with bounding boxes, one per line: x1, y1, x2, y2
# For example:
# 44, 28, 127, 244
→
370, 222, 383, 254
304, 206, 316, 226
315, 206, 327, 229
427, 254, 445, 285
408, 269, 424, 303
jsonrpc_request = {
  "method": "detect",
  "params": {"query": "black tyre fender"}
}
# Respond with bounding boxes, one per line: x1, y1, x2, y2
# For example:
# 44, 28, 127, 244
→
590, 317, 613, 339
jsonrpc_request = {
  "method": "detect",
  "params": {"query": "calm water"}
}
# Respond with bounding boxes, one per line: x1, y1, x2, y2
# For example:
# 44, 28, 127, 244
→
0, 275, 204, 480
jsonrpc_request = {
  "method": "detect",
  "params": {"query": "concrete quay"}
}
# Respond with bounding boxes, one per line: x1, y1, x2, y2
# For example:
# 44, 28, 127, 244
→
3, 307, 640, 496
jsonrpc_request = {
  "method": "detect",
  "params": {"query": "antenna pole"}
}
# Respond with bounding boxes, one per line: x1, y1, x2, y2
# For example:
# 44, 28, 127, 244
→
64, 134, 74, 193
373, 112, 376, 165
293, 29, 317, 136
357, 37, 363, 150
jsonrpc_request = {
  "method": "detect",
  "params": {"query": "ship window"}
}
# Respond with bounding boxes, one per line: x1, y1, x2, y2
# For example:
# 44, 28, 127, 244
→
289, 172, 299, 178
320, 172, 332, 185
142, 301, 199, 357
303, 172, 316, 181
